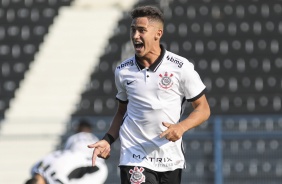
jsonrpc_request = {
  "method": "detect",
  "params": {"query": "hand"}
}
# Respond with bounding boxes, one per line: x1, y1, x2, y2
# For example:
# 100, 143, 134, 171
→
88, 140, 111, 166
159, 122, 185, 142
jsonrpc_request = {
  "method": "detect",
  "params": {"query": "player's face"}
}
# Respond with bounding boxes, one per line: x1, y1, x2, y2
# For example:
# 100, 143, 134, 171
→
130, 17, 161, 58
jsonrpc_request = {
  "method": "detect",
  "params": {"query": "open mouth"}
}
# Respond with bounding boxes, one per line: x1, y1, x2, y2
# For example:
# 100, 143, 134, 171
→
134, 42, 144, 51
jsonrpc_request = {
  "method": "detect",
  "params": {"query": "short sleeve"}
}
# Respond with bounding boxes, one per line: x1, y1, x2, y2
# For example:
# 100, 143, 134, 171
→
181, 61, 206, 102
115, 68, 128, 102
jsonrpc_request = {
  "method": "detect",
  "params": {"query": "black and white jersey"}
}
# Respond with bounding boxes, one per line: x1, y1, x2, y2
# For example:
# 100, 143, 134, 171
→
115, 46, 206, 172
31, 150, 108, 184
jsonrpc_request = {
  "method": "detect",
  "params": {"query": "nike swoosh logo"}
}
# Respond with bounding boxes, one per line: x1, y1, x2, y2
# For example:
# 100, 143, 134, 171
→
127, 80, 136, 85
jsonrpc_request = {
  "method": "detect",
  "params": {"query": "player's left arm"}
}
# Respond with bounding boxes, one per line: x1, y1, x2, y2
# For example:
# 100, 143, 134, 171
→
160, 94, 210, 142
181, 94, 210, 130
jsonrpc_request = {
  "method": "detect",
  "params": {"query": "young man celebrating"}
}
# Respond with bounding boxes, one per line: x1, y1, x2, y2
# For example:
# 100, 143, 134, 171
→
88, 5, 210, 184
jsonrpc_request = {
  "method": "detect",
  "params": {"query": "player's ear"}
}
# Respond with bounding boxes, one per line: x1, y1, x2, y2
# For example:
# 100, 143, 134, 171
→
155, 29, 163, 41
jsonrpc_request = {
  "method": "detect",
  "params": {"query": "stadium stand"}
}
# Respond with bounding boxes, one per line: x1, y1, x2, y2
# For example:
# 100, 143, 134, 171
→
0, 0, 72, 119
70, 0, 282, 120
0, 1, 74, 182
0, 0, 281, 183
0, 0, 136, 183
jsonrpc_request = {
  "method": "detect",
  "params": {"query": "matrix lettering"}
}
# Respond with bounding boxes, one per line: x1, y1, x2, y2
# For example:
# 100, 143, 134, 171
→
166, 55, 183, 68
133, 154, 172, 163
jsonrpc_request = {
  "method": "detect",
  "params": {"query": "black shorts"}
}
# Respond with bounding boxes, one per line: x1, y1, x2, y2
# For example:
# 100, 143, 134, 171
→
119, 165, 182, 184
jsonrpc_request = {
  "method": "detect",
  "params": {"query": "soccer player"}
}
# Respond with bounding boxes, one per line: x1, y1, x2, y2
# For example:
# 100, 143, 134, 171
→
25, 120, 108, 184
25, 150, 108, 184
88, 5, 210, 184
64, 119, 100, 156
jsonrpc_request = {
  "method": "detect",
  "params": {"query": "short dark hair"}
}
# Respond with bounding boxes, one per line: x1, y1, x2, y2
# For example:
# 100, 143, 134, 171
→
130, 6, 164, 26
76, 119, 92, 133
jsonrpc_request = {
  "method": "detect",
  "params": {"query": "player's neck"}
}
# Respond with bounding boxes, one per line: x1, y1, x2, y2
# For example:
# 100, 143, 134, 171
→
137, 46, 161, 67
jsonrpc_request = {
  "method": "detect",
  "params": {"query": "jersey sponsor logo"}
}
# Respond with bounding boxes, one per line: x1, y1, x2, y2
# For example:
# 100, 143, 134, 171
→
166, 55, 183, 68
133, 154, 173, 163
129, 166, 145, 184
159, 72, 174, 89
155, 163, 174, 167
117, 59, 134, 69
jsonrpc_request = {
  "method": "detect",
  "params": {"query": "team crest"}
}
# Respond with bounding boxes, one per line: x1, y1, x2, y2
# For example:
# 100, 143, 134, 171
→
159, 72, 174, 89
129, 166, 146, 184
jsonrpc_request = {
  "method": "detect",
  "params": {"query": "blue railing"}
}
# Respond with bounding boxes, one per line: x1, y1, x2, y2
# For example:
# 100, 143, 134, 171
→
212, 115, 282, 184
214, 117, 223, 184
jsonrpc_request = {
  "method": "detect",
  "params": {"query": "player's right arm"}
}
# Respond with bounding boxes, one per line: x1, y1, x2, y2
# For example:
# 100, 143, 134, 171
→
88, 101, 127, 166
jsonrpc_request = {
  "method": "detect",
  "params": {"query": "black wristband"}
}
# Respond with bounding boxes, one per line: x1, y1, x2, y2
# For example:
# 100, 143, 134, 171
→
102, 133, 115, 145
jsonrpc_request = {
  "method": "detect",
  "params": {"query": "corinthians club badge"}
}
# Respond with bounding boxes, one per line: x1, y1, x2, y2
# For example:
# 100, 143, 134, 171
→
129, 166, 146, 184
159, 72, 174, 89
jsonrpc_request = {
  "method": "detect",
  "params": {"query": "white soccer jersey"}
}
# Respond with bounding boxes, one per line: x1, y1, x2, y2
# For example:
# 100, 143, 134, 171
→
115, 46, 206, 172
31, 150, 108, 184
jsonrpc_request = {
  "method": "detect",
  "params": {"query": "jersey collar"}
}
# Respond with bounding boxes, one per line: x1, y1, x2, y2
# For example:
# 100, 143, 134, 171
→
135, 44, 166, 72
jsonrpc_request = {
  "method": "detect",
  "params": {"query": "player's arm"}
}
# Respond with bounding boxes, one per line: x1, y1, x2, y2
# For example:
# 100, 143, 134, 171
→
180, 94, 210, 130
88, 101, 127, 166
160, 94, 210, 142
107, 101, 127, 139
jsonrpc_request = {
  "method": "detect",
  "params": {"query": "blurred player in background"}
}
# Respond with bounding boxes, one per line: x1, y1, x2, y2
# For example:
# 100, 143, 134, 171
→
25, 119, 108, 184
64, 119, 100, 154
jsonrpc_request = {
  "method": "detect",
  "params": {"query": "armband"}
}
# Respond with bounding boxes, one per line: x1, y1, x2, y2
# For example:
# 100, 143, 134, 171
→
102, 133, 115, 145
